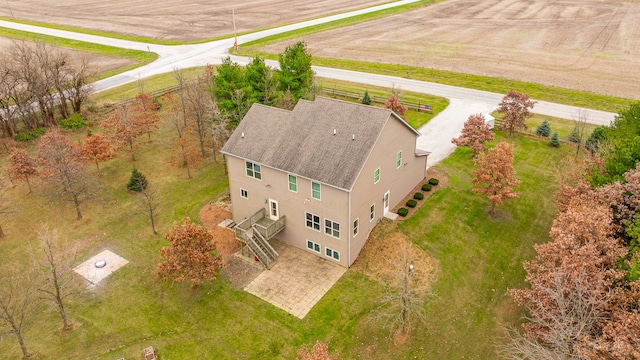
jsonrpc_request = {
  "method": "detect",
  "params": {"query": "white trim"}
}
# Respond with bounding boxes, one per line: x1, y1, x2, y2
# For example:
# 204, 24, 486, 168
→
383, 191, 390, 214
325, 247, 341, 261
370, 203, 375, 222
245, 160, 262, 180
311, 181, 321, 200
240, 188, 248, 199
374, 167, 380, 184
353, 218, 359, 237
324, 218, 340, 239
268, 199, 279, 220
396, 150, 402, 169
306, 240, 321, 254
288, 174, 298, 192
305, 212, 321, 232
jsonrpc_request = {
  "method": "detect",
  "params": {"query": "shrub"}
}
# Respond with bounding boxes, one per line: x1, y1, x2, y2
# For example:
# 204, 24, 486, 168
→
361, 90, 371, 105
406, 199, 417, 208
127, 168, 148, 192
428, 178, 439, 186
15, 128, 46, 142
535, 120, 551, 137
414, 192, 424, 200
549, 131, 560, 147
397, 208, 408, 217
422, 183, 432, 191
568, 127, 581, 143
59, 113, 87, 130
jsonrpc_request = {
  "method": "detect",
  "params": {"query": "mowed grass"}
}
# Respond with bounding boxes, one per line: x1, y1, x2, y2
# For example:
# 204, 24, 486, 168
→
398, 132, 574, 358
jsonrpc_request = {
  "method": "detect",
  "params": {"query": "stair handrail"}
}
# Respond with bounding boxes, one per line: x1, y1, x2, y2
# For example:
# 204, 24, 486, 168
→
252, 225, 279, 258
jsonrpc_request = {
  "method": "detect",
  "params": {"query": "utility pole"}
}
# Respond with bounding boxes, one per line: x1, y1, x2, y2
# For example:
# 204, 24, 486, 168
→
232, 8, 238, 51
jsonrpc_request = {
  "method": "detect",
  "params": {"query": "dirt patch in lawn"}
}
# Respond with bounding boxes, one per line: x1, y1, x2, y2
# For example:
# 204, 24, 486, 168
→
260, 0, 640, 100
199, 200, 263, 289
0, 0, 390, 42
0, 37, 135, 75
351, 221, 438, 294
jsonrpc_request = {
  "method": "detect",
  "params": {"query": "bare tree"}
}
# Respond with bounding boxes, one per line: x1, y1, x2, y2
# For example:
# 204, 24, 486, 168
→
172, 67, 189, 128
0, 267, 34, 358
185, 76, 214, 157
377, 243, 428, 336
38, 128, 91, 220
210, 106, 230, 164
572, 109, 589, 159
31, 224, 82, 331
137, 184, 159, 235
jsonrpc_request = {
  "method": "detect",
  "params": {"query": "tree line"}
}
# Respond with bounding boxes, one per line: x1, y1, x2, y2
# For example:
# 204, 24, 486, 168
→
0, 41, 93, 138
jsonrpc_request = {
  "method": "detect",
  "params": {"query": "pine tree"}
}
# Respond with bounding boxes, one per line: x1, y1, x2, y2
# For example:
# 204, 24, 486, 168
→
536, 120, 551, 137
362, 90, 371, 105
549, 131, 560, 147
127, 168, 148, 192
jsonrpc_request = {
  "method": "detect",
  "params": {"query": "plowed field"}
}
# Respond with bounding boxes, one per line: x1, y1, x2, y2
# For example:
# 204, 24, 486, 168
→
0, 0, 389, 41
262, 0, 640, 99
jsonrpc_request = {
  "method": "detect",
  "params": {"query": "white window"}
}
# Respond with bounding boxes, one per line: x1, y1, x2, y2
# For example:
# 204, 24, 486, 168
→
374, 168, 380, 184
240, 188, 248, 198
288, 174, 297, 192
325, 247, 340, 261
305, 212, 320, 231
306, 240, 321, 254
370, 204, 375, 221
396, 151, 402, 169
245, 161, 262, 180
324, 219, 340, 239
312, 182, 321, 200
353, 218, 359, 237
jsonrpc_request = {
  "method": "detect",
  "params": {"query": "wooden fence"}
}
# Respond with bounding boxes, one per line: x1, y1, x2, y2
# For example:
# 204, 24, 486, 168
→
318, 87, 432, 112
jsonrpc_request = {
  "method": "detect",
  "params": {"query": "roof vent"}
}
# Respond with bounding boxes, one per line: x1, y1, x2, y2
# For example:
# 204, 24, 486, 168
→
333, 129, 336, 136
241, 132, 244, 138
352, 134, 355, 141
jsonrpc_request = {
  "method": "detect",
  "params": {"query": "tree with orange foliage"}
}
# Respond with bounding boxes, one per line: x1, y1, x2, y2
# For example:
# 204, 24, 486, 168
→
297, 341, 342, 360
101, 104, 146, 161
38, 129, 89, 220
451, 114, 494, 157
472, 141, 520, 215
132, 92, 160, 139
7, 148, 38, 193
383, 95, 407, 119
497, 90, 535, 137
156, 217, 223, 288
168, 136, 202, 180
81, 133, 114, 172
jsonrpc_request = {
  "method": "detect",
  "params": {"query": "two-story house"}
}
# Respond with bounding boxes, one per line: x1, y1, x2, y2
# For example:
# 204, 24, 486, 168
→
221, 97, 428, 268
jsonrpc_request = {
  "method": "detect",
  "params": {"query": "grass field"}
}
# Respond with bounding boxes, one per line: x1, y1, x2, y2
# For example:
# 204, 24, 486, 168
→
0, 79, 574, 359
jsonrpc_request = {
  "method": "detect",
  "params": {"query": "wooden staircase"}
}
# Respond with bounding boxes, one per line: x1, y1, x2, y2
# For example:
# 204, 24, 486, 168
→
235, 208, 285, 269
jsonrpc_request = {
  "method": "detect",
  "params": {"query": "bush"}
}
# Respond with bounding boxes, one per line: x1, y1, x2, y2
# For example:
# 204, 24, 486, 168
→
59, 113, 87, 130
406, 199, 417, 208
568, 127, 581, 143
361, 90, 371, 105
15, 128, 46, 142
549, 131, 560, 147
127, 168, 148, 192
421, 183, 432, 191
586, 126, 607, 152
428, 178, 439, 186
397, 208, 408, 217
535, 120, 551, 137
414, 192, 424, 200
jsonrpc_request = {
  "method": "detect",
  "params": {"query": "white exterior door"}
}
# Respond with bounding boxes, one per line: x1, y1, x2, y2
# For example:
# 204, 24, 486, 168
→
383, 191, 390, 214
268, 199, 279, 220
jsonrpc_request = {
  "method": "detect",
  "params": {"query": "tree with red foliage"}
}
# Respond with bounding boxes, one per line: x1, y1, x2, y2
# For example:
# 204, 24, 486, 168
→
497, 90, 536, 137
156, 217, 223, 288
472, 141, 520, 214
451, 113, 494, 157
38, 129, 89, 220
297, 341, 342, 360
7, 148, 38, 193
383, 95, 407, 119
81, 133, 114, 173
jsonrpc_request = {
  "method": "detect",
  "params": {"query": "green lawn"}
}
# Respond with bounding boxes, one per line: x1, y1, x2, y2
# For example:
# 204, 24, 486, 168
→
0, 102, 571, 359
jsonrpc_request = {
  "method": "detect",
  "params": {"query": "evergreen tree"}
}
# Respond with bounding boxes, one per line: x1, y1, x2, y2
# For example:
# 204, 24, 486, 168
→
536, 120, 551, 137
127, 168, 148, 192
277, 41, 314, 101
549, 131, 560, 147
362, 90, 371, 105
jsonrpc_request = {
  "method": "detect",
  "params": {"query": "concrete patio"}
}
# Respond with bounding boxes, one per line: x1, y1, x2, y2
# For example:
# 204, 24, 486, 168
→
244, 240, 346, 319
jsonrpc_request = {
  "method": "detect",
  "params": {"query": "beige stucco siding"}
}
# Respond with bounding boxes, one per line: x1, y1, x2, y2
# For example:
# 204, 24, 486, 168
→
226, 155, 350, 267
348, 116, 427, 265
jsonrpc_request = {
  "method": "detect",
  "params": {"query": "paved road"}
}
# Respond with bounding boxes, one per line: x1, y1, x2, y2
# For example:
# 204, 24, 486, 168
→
0, 0, 618, 165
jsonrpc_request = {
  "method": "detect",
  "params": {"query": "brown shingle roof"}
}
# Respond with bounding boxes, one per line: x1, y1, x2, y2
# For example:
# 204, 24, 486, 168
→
221, 97, 418, 190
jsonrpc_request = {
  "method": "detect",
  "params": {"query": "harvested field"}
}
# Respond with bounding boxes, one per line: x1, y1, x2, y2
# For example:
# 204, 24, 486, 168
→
0, 0, 390, 42
261, 0, 640, 99
0, 36, 135, 74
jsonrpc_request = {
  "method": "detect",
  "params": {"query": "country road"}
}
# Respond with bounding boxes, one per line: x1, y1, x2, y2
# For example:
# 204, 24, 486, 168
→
0, 0, 617, 165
